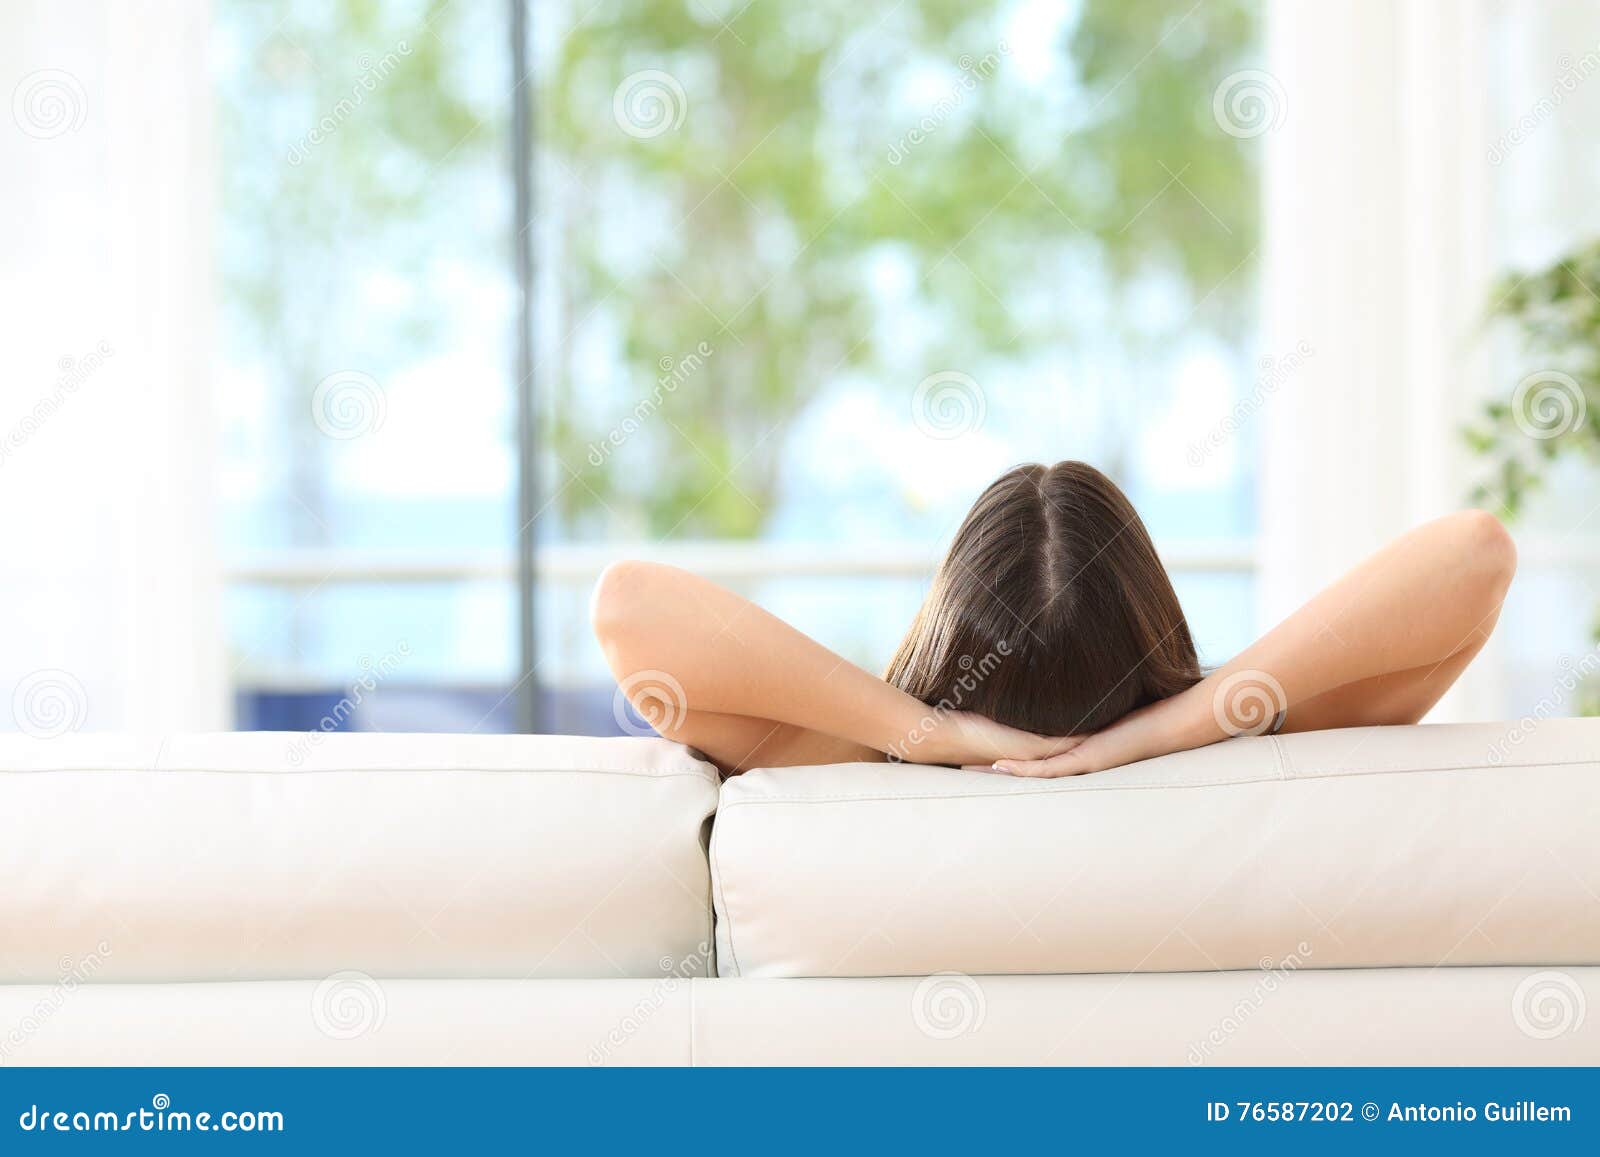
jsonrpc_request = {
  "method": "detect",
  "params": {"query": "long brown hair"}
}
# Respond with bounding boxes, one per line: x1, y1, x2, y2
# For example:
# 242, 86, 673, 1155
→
884, 461, 1201, 736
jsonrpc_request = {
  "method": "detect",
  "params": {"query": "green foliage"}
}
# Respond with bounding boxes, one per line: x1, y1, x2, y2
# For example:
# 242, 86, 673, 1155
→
1465, 240, 1600, 515
1467, 239, 1600, 517
542, 0, 1261, 537
1467, 239, 1600, 712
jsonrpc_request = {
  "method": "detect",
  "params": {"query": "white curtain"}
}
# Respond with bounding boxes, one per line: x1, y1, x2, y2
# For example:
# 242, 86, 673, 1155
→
1259, 0, 1500, 720
0, 0, 225, 734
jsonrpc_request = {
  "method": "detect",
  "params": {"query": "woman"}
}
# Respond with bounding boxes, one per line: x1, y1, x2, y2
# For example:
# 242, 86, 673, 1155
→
591, 460, 1516, 777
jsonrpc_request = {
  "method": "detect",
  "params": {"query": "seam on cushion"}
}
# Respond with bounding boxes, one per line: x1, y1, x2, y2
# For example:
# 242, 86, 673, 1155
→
714, 756, 1596, 808
1265, 752, 1600, 776
1267, 734, 1288, 780
0, 765, 718, 780
697, 806, 718, 978
709, 819, 742, 978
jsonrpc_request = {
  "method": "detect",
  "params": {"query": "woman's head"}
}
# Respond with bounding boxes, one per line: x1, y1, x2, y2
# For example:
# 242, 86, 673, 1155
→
885, 460, 1200, 736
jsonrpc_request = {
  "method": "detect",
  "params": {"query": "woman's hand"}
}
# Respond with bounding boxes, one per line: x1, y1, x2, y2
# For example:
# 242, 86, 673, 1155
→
906, 709, 1081, 769
983, 687, 1218, 778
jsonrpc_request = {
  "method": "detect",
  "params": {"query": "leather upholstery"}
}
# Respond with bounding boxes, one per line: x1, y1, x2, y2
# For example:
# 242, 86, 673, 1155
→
3, 969, 1593, 1065
712, 721, 1600, 977
690, 968, 1600, 1066
0, 979, 693, 1066
0, 733, 719, 982
2, 722, 1595, 1065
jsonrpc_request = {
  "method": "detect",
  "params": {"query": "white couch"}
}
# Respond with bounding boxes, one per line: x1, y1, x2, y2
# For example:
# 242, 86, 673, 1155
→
1, 721, 1596, 1065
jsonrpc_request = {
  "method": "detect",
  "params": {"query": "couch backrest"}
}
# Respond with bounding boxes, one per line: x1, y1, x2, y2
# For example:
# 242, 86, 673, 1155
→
711, 720, 1600, 977
0, 733, 718, 983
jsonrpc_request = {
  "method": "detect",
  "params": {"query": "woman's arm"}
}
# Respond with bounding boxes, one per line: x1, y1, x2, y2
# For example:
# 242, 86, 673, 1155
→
591, 560, 1064, 774
991, 510, 1518, 777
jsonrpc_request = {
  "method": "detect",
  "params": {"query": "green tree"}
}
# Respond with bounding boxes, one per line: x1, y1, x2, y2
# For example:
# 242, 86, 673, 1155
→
541, 0, 1260, 538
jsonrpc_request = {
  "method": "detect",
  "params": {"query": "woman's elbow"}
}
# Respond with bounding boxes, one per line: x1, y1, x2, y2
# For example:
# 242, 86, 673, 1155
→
1450, 509, 1518, 597
590, 559, 660, 655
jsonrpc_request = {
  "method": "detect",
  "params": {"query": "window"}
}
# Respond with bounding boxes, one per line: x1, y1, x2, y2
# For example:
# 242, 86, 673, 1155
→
214, 0, 520, 730
214, 0, 1264, 734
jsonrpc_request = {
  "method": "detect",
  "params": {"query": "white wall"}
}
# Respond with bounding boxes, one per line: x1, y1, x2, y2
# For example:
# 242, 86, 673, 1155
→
0, 0, 225, 733
1259, 0, 1500, 720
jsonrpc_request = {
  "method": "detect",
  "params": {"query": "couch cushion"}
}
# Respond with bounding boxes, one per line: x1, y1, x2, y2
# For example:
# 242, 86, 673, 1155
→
710, 720, 1600, 977
0, 979, 695, 1066
689, 968, 1600, 1065
5, 968, 1595, 1066
0, 733, 718, 982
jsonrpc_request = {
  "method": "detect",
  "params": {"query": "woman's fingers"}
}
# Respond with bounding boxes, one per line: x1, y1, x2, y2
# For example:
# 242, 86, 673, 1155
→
1000, 733, 1088, 766
943, 716, 1090, 771
966, 732, 1096, 776
991, 750, 1096, 778
1032, 733, 1085, 759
